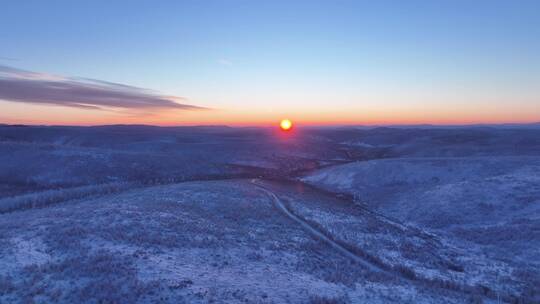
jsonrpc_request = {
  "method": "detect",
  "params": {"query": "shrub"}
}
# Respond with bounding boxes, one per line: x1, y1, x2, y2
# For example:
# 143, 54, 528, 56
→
0, 275, 15, 294
393, 264, 417, 280
310, 294, 350, 304
0, 182, 133, 213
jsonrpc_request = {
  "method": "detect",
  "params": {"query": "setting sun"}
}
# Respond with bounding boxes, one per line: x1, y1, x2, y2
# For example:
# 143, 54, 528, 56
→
280, 119, 293, 131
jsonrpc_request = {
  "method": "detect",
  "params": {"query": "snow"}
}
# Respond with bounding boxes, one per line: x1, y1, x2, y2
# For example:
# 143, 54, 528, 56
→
1, 125, 540, 303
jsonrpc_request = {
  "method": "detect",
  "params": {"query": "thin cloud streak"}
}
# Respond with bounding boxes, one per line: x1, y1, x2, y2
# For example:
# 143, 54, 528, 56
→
0, 65, 208, 111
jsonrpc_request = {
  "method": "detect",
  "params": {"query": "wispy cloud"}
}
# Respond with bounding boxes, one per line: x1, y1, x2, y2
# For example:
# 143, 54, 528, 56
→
0, 65, 207, 111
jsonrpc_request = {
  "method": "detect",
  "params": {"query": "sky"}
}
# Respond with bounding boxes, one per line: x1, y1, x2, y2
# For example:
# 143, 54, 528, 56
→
1, 0, 539, 126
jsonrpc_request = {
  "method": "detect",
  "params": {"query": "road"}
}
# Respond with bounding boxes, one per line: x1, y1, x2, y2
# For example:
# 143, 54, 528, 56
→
250, 179, 507, 302
250, 179, 385, 273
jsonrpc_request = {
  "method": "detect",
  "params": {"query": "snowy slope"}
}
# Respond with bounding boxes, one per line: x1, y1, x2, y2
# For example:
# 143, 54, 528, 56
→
302, 156, 540, 299
0, 180, 512, 303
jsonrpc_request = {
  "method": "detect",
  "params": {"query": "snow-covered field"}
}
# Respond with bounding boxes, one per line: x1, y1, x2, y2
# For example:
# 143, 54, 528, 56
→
303, 157, 540, 301
1, 125, 539, 303
0, 180, 471, 303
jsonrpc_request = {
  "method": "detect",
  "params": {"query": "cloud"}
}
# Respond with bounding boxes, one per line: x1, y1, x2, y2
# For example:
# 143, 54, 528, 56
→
0, 65, 207, 111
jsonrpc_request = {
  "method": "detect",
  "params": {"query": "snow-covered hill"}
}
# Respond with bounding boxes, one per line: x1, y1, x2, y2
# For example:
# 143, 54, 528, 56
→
303, 156, 540, 300
1, 125, 540, 303
0, 180, 490, 303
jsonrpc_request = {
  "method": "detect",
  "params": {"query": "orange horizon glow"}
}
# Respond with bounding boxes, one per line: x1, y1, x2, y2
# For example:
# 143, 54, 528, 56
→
2, 116, 539, 128
1, 100, 539, 127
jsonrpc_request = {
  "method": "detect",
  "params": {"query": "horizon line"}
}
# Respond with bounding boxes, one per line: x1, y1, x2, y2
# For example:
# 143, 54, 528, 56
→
2, 121, 540, 129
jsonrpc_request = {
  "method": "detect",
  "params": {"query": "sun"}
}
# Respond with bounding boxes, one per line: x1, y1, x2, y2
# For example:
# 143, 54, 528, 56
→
280, 119, 293, 131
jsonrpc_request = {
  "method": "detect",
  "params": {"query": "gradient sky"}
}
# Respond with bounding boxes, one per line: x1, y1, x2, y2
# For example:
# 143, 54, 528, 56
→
1, 0, 539, 126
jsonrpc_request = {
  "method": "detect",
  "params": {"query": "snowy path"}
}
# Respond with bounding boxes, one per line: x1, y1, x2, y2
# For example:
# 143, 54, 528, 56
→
251, 179, 504, 302
251, 179, 385, 273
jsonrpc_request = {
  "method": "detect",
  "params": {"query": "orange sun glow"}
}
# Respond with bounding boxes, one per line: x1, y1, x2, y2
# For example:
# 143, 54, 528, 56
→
280, 119, 293, 131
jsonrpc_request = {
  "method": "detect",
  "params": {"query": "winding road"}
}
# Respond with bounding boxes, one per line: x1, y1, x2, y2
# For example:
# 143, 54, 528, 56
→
250, 179, 385, 273
250, 179, 506, 302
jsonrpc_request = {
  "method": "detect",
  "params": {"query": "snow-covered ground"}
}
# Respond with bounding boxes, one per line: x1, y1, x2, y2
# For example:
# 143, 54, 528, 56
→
1, 125, 540, 303
302, 156, 540, 300
0, 180, 471, 303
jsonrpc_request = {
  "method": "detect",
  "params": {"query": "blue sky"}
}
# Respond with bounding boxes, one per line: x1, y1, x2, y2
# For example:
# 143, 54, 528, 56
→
1, 0, 539, 125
